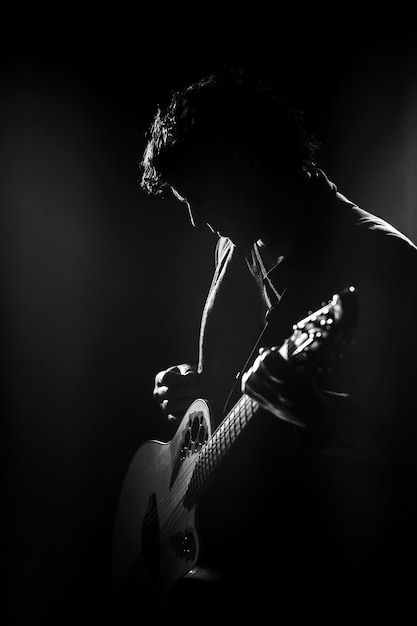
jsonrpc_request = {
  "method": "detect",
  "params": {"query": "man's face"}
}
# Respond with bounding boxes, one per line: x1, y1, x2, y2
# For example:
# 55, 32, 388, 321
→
170, 161, 266, 246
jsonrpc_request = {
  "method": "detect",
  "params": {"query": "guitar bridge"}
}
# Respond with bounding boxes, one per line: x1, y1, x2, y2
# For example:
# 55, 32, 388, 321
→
170, 527, 196, 561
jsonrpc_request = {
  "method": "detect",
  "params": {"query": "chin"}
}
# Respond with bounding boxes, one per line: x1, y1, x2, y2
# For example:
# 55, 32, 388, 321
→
228, 234, 256, 247
215, 224, 256, 246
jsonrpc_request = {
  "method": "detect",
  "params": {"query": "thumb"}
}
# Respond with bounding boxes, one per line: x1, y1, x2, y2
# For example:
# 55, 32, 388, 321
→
177, 363, 197, 376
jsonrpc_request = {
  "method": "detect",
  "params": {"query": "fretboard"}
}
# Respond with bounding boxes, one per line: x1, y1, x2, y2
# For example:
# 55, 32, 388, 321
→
183, 393, 259, 508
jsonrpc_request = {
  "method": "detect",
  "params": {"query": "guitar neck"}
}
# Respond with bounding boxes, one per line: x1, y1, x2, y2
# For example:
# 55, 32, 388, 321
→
183, 393, 259, 508
183, 288, 357, 509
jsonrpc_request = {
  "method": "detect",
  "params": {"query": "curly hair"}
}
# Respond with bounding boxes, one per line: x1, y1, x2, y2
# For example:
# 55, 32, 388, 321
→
140, 70, 320, 196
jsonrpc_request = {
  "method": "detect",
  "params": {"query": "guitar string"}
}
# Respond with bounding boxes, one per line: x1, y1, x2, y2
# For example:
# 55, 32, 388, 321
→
142, 393, 254, 536
157, 395, 257, 545
142, 394, 256, 541
144, 423, 238, 550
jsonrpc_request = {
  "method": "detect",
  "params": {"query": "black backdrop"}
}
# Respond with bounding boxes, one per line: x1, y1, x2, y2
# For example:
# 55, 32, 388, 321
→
1, 22, 417, 624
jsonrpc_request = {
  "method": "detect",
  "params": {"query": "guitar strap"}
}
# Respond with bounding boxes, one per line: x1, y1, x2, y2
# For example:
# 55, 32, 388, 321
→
221, 313, 271, 417
221, 246, 286, 417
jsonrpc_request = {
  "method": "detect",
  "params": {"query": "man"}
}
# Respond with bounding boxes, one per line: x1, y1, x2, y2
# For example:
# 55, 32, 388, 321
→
141, 71, 417, 616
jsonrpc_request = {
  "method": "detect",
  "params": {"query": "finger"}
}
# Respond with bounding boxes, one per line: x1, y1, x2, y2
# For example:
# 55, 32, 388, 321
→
154, 384, 201, 401
245, 360, 321, 420
242, 371, 306, 426
157, 369, 199, 386
153, 385, 168, 401
258, 345, 279, 355
243, 354, 305, 406
155, 366, 180, 386
242, 368, 292, 406
261, 357, 314, 397
177, 364, 197, 376
258, 350, 293, 382
246, 352, 284, 389
155, 363, 197, 381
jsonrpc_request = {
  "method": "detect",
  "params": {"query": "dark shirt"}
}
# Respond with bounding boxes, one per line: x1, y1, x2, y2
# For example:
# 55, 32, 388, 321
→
193, 171, 417, 611
198, 170, 417, 462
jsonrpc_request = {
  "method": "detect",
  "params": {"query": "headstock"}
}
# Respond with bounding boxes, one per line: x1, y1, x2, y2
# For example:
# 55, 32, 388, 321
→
280, 286, 357, 372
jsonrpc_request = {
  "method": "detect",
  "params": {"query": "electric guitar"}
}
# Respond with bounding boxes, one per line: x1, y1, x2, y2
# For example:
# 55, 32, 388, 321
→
112, 287, 357, 607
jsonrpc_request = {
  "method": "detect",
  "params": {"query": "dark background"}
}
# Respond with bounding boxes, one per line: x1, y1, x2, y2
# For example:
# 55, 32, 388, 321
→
1, 20, 417, 624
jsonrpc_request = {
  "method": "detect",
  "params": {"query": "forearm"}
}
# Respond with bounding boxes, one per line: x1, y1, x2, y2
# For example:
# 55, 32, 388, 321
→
296, 390, 416, 467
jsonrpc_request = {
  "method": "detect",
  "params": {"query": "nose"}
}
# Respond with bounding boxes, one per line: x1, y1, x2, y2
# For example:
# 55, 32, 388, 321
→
186, 201, 205, 229
170, 188, 216, 232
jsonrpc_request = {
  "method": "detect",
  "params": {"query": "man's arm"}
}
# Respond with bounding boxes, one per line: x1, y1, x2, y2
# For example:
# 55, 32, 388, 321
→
242, 342, 417, 466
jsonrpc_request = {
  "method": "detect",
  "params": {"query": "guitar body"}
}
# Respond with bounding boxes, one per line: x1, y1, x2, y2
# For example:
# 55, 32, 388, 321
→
113, 399, 212, 607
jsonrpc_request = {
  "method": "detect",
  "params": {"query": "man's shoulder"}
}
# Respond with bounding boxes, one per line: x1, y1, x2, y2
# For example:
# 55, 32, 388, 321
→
314, 170, 416, 254
334, 193, 417, 262
350, 203, 415, 247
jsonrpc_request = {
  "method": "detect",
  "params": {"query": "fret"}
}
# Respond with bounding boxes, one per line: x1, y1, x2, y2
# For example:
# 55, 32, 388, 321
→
183, 394, 260, 508
231, 412, 239, 440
